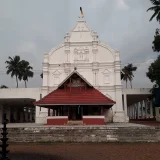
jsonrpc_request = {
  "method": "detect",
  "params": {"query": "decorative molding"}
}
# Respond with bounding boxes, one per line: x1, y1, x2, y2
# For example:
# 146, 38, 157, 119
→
52, 70, 61, 75
74, 47, 89, 62
102, 69, 111, 74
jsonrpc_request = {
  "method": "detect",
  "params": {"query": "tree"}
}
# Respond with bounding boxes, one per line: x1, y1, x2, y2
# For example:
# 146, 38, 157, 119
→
147, 0, 160, 23
0, 85, 8, 88
21, 60, 34, 88
5, 56, 23, 88
126, 63, 137, 88
152, 28, 160, 52
122, 63, 137, 88
146, 55, 160, 86
122, 66, 130, 88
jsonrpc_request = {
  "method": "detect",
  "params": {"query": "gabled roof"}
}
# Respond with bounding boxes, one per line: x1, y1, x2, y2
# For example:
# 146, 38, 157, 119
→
34, 87, 115, 106
34, 71, 115, 107
57, 70, 92, 88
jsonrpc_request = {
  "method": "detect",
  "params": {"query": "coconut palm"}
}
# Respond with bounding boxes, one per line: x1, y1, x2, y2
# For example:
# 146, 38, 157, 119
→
122, 66, 130, 88
5, 56, 22, 88
126, 63, 137, 88
147, 0, 160, 23
21, 60, 34, 88
122, 64, 137, 88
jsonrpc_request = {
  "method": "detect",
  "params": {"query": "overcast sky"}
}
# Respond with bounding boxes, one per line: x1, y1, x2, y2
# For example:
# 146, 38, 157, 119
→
0, 0, 159, 88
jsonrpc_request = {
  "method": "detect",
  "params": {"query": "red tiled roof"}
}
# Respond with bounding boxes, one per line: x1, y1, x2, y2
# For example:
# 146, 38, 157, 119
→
34, 87, 116, 106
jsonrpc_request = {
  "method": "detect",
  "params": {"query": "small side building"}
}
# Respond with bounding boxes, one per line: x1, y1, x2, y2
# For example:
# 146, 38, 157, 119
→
35, 71, 115, 125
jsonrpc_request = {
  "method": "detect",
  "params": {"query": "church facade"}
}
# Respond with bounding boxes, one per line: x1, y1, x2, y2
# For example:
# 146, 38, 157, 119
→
35, 17, 129, 124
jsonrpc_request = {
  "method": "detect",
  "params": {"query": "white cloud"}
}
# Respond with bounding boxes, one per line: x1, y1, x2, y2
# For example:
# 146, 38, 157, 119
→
117, 0, 128, 9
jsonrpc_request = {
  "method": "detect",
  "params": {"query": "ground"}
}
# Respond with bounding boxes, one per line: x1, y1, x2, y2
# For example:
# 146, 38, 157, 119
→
9, 143, 160, 160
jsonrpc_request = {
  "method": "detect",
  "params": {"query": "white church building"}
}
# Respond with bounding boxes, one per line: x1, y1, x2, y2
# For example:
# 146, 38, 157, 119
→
0, 17, 159, 125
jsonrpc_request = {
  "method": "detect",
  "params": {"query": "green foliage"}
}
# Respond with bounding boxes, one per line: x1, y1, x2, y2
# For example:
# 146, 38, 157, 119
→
152, 28, 160, 52
147, 0, 160, 23
5, 56, 34, 88
21, 60, 34, 88
5, 56, 23, 88
122, 63, 137, 88
146, 55, 160, 86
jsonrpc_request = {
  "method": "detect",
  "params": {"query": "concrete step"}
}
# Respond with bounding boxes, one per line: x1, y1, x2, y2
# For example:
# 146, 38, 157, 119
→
67, 121, 83, 125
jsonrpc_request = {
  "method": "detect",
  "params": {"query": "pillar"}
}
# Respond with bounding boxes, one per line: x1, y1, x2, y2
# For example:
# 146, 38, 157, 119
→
145, 100, 148, 119
123, 93, 128, 116
132, 105, 134, 119
129, 106, 132, 119
150, 100, 153, 118
137, 102, 140, 119
134, 104, 137, 119
140, 101, 143, 119
25, 108, 29, 122
155, 107, 160, 122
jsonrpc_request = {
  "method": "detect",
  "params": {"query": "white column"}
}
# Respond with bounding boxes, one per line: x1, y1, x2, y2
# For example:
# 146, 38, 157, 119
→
150, 100, 153, 118
140, 101, 143, 119
93, 71, 96, 86
134, 104, 137, 119
29, 109, 33, 122
132, 105, 134, 119
145, 100, 148, 119
124, 93, 128, 116
133, 105, 136, 119
137, 102, 140, 119
155, 107, 160, 122
25, 108, 29, 122
131, 106, 133, 119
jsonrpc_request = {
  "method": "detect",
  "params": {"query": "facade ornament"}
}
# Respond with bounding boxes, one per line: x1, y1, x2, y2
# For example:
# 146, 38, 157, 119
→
74, 47, 89, 62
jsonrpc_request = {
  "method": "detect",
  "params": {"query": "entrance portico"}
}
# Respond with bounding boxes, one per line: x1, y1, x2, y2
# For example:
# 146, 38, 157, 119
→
35, 71, 115, 125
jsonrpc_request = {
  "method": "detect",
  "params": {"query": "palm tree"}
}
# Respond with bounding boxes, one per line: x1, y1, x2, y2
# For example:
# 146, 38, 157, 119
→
126, 63, 137, 88
21, 60, 34, 88
147, 0, 160, 23
122, 64, 137, 88
122, 66, 130, 88
5, 56, 23, 88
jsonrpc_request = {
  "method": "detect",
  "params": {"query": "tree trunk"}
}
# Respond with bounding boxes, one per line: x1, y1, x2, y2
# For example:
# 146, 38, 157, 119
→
25, 81, 27, 88
130, 80, 132, 88
126, 80, 127, 88
16, 75, 18, 88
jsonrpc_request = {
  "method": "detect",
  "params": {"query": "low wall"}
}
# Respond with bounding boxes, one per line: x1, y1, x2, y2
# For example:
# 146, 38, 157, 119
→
83, 116, 105, 125
3, 126, 160, 143
47, 116, 68, 125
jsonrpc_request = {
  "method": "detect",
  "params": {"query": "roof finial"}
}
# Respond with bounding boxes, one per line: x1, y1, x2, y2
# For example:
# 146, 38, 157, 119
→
74, 67, 77, 71
79, 7, 84, 18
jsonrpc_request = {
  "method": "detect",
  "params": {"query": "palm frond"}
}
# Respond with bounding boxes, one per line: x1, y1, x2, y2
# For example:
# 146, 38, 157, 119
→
149, 9, 159, 21
150, 0, 160, 6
